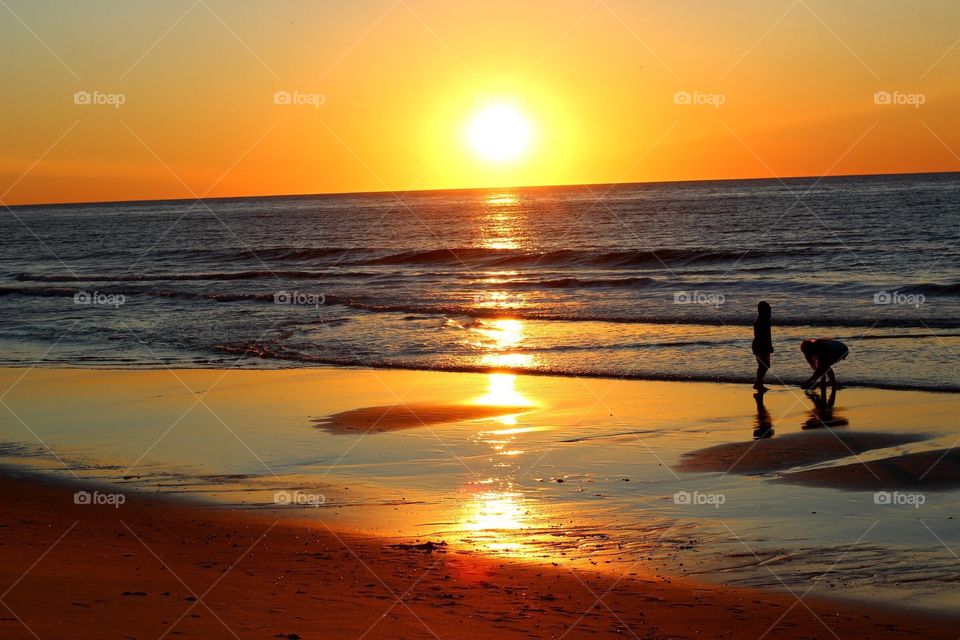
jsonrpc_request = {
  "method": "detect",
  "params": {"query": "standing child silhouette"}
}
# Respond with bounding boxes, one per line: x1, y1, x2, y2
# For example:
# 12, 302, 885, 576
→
752, 301, 773, 392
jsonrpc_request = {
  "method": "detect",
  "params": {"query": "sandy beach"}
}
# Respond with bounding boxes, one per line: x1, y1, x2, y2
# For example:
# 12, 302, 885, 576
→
2, 366, 960, 637
2, 470, 959, 640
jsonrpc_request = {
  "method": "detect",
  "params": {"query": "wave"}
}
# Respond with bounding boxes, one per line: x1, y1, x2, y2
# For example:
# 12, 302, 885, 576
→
220, 247, 357, 263
13, 270, 379, 283
502, 276, 659, 289
14, 270, 960, 302
0, 285, 79, 297
124, 245, 782, 268
909, 282, 960, 295
3, 285, 958, 329
211, 341, 960, 394
359, 247, 766, 268
333, 300, 960, 329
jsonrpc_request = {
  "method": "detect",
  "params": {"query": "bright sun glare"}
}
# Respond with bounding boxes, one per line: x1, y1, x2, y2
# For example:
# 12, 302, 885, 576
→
467, 103, 532, 162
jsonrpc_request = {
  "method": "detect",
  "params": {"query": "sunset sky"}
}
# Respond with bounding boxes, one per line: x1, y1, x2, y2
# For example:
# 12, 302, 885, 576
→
2, 0, 959, 205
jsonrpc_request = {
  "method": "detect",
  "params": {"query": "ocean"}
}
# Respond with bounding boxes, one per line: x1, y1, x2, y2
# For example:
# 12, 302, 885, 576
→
3, 172, 959, 391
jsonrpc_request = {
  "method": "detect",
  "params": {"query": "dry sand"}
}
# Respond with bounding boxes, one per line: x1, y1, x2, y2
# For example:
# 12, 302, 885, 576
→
0, 471, 956, 639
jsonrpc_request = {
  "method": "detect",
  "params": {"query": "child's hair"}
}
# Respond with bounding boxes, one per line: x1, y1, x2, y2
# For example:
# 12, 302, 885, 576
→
758, 301, 771, 317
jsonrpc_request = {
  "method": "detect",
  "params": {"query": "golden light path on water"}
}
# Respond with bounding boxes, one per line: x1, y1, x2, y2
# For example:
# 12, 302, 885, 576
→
473, 319, 537, 370
452, 196, 562, 556
462, 373, 537, 553
478, 192, 524, 249
454, 191, 570, 558
458, 192, 539, 553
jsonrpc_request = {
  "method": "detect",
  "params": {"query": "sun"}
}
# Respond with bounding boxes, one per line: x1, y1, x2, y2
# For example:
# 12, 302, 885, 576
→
467, 103, 532, 162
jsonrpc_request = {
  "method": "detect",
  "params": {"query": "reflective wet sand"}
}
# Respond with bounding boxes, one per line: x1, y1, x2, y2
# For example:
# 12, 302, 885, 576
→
2, 367, 959, 609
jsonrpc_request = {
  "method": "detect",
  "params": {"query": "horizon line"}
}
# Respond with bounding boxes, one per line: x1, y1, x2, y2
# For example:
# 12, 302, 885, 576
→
7, 169, 960, 209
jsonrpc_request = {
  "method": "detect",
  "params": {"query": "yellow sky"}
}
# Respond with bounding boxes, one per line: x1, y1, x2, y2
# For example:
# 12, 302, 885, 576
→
2, 0, 959, 205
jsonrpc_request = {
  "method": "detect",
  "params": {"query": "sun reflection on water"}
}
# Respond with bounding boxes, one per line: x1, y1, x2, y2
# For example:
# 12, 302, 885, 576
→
478, 191, 525, 250
456, 370, 549, 555
472, 318, 523, 348
475, 373, 533, 408
472, 288, 528, 310
461, 490, 528, 552
485, 425, 543, 436
484, 193, 519, 206
469, 318, 539, 371
454, 261, 554, 556
464, 491, 524, 530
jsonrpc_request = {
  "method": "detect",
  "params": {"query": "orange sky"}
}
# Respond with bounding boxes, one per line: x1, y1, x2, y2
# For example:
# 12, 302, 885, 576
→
2, 0, 959, 205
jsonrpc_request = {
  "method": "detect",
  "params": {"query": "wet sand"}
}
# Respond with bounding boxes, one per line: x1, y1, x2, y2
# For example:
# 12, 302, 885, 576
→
781, 447, 960, 490
4, 367, 960, 616
314, 403, 532, 433
1, 471, 957, 640
677, 431, 929, 474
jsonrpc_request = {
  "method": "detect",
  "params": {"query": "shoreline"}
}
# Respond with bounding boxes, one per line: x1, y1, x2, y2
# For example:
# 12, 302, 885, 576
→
1, 468, 958, 639
3, 362, 960, 395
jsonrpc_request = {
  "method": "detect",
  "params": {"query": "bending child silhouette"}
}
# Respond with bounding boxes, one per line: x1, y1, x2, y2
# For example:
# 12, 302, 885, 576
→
752, 301, 773, 392
800, 338, 849, 390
